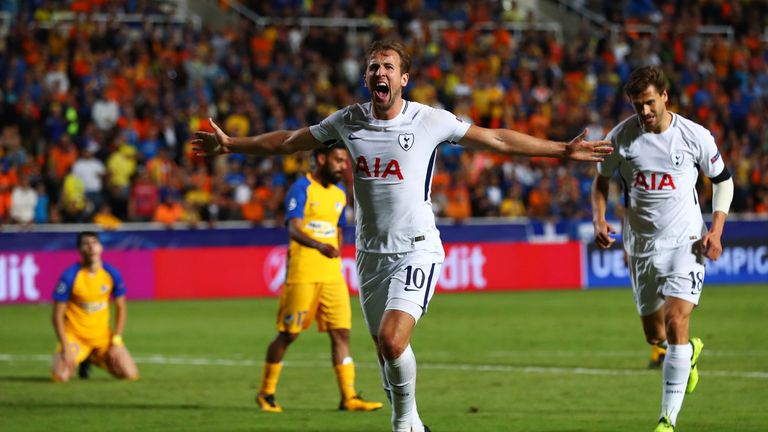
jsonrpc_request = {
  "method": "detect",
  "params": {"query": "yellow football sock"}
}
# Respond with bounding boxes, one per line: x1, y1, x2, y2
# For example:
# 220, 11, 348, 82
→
260, 362, 283, 395
334, 360, 356, 400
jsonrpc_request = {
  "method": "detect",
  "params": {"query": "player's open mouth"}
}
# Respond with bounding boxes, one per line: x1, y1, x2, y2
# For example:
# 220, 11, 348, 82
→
374, 82, 389, 102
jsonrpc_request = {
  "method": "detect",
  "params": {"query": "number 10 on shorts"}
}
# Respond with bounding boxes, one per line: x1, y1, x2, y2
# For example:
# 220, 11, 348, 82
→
403, 264, 435, 292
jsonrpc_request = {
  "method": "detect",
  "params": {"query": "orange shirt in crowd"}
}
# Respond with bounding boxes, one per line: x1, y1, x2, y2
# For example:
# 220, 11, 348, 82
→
49, 145, 79, 179
241, 196, 265, 223
527, 187, 553, 218
153, 202, 184, 225
0, 190, 10, 219
0, 170, 18, 189
445, 182, 471, 221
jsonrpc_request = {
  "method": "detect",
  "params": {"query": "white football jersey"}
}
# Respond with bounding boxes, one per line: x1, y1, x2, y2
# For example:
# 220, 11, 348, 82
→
310, 100, 470, 253
598, 112, 726, 257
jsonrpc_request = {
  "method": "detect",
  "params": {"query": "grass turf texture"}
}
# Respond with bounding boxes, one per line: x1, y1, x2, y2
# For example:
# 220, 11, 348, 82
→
1, 284, 766, 431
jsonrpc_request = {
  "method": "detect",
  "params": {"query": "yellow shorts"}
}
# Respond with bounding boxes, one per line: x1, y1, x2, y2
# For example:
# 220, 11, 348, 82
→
276, 281, 351, 333
55, 331, 114, 368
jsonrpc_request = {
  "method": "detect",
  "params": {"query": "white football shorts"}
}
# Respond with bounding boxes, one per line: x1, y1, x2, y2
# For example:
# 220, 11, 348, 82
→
628, 243, 706, 316
356, 246, 444, 335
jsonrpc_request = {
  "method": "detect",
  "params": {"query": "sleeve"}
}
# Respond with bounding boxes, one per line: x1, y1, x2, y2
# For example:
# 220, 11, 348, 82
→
695, 127, 727, 179
597, 125, 622, 177
309, 109, 344, 145
52, 265, 79, 302
285, 179, 308, 222
423, 107, 472, 144
103, 263, 127, 298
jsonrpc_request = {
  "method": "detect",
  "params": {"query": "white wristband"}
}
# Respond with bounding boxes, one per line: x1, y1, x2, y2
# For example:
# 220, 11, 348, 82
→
712, 177, 733, 215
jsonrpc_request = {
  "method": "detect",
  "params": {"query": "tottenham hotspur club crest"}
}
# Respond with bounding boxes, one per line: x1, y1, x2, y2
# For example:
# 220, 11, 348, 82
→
398, 133, 415, 151
671, 150, 684, 168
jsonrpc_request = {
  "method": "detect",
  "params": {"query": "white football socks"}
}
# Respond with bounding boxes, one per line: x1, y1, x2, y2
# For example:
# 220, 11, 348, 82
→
660, 343, 693, 425
379, 361, 393, 404
385, 344, 422, 432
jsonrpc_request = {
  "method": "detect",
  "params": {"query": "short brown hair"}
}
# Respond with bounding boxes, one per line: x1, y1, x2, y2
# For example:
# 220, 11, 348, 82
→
624, 66, 668, 97
365, 40, 411, 74
76, 231, 100, 248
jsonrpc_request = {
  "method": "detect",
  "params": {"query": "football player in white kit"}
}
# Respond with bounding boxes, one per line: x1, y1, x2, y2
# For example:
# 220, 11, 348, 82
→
193, 40, 612, 432
591, 66, 734, 432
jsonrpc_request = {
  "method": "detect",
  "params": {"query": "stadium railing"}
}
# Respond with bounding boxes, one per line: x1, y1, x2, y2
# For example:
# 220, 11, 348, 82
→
213, 0, 563, 41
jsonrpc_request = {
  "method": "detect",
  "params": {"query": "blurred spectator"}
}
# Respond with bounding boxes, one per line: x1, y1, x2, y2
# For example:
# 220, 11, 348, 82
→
527, 178, 554, 219
33, 182, 49, 224
92, 91, 120, 132
10, 175, 37, 226
0, 170, 13, 223
60, 168, 86, 222
46, 134, 79, 184
153, 195, 184, 228
500, 183, 526, 218
1, 125, 27, 168
240, 190, 266, 225
128, 169, 159, 222
146, 146, 177, 191
445, 177, 472, 221
106, 143, 137, 219
71, 143, 106, 214
93, 203, 122, 231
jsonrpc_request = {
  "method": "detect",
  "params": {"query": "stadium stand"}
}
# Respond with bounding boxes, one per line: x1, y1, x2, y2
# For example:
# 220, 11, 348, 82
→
0, 0, 766, 229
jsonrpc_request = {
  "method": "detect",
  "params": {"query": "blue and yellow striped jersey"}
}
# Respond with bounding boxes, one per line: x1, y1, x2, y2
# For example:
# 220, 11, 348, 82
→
285, 174, 347, 283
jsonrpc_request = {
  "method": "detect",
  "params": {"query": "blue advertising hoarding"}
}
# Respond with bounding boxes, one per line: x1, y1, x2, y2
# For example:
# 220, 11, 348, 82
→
584, 219, 768, 288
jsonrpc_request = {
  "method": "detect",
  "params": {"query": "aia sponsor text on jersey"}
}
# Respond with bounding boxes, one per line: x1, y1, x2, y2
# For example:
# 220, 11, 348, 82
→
355, 156, 404, 180
633, 172, 677, 190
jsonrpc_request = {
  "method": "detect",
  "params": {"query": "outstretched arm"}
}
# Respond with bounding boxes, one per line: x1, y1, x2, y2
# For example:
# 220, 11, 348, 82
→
458, 125, 613, 161
192, 119, 323, 156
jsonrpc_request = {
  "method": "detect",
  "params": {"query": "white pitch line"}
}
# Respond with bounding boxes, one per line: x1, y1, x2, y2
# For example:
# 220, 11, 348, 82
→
3, 353, 768, 379
484, 350, 768, 358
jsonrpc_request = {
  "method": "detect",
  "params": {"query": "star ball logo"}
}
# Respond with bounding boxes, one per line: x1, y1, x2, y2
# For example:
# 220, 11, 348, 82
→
263, 246, 287, 294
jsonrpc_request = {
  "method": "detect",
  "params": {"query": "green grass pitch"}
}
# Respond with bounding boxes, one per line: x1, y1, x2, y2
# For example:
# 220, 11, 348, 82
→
1, 285, 766, 431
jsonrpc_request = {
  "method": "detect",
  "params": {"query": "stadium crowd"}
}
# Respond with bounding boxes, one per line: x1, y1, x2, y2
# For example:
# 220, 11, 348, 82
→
0, 0, 767, 229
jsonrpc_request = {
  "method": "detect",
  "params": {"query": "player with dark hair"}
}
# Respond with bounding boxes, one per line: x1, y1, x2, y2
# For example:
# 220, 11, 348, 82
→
51, 231, 139, 382
592, 65, 733, 432
256, 144, 383, 413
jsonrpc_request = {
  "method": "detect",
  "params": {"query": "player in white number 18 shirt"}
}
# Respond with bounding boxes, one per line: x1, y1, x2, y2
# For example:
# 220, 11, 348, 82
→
591, 66, 733, 432
193, 40, 612, 432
